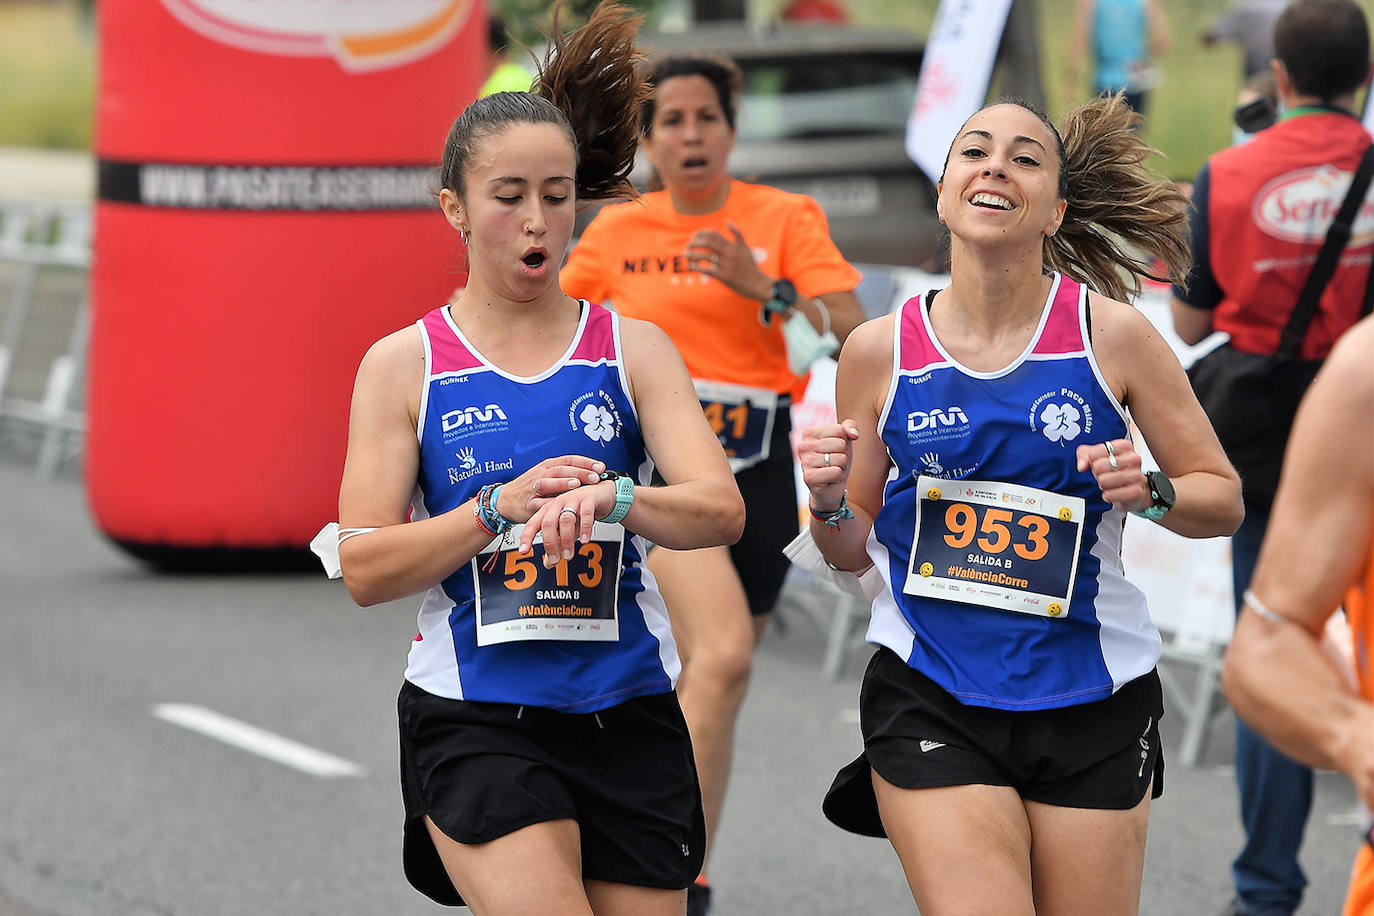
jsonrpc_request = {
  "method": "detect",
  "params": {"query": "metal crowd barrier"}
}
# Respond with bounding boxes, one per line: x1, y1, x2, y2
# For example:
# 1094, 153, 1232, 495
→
0, 199, 91, 476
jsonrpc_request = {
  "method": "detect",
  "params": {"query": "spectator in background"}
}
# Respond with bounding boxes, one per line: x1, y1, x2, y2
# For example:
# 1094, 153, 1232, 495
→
1221, 315, 1374, 916
1070, 0, 1170, 114
1170, 2, 1373, 913
478, 13, 535, 98
1204, 0, 1288, 81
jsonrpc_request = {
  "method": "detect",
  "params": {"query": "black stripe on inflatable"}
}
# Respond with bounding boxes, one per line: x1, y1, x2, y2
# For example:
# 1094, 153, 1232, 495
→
97, 159, 439, 211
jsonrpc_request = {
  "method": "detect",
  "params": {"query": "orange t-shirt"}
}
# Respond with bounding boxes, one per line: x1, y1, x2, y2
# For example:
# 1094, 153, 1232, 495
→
1345, 544, 1374, 916
561, 181, 861, 399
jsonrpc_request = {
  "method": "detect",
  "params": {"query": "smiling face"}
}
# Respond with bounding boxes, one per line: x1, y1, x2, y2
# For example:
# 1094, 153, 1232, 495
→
441, 121, 576, 302
937, 103, 1066, 250
641, 74, 736, 202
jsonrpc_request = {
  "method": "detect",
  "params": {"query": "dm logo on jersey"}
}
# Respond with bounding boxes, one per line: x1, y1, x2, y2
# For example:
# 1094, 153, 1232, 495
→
1028, 389, 1094, 445
160, 0, 475, 72
569, 391, 623, 445
906, 406, 971, 446
441, 403, 510, 444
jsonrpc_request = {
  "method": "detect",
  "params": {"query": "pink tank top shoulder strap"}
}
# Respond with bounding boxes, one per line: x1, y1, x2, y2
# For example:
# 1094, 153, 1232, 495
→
419, 305, 483, 375
897, 293, 944, 372
1031, 273, 1088, 355
568, 301, 618, 364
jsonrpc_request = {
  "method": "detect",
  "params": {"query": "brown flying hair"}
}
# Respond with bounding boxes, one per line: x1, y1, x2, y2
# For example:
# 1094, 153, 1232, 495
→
438, 1, 649, 205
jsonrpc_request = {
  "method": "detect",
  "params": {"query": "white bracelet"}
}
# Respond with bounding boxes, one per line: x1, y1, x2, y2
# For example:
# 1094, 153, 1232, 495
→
1243, 589, 1290, 624
813, 297, 832, 337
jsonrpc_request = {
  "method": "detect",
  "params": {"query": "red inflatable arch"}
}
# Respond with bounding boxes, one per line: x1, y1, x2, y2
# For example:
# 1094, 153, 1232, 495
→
89, 0, 483, 569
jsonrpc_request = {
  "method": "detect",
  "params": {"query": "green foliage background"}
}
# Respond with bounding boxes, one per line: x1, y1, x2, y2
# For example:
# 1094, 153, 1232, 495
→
3, 0, 1373, 181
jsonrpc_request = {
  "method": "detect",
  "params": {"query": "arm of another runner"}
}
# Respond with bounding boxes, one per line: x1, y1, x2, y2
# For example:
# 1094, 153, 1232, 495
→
1222, 318, 1374, 810
617, 316, 745, 549
798, 316, 894, 571
336, 329, 603, 607
1081, 294, 1243, 537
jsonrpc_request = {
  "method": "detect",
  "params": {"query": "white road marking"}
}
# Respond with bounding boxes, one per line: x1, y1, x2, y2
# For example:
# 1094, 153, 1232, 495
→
153, 703, 365, 778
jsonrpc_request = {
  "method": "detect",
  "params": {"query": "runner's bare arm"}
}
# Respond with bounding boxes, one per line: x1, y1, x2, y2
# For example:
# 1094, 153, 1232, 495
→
618, 317, 746, 549
801, 316, 894, 571
1088, 294, 1242, 537
1222, 319, 1374, 809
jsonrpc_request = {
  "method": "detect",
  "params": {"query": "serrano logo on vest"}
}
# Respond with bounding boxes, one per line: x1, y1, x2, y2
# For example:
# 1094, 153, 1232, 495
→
1029, 389, 1094, 444
160, 0, 474, 72
441, 403, 510, 442
1254, 165, 1374, 246
569, 391, 623, 445
906, 406, 971, 445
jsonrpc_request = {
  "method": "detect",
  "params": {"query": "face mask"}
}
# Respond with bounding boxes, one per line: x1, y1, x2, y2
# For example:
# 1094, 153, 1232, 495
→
782, 309, 839, 375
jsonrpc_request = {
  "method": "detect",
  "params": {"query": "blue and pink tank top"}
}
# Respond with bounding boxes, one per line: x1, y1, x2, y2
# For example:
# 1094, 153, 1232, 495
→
866, 273, 1161, 710
404, 302, 679, 713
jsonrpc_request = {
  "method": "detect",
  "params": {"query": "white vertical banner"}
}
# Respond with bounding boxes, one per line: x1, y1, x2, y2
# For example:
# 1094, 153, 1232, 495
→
906, 0, 1015, 184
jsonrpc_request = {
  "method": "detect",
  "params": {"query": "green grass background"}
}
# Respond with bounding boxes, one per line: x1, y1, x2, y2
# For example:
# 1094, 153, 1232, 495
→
3, 0, 1372, 180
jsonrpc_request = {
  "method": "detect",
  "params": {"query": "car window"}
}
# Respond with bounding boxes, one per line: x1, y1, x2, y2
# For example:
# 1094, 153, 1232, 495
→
737, 54, 919, 142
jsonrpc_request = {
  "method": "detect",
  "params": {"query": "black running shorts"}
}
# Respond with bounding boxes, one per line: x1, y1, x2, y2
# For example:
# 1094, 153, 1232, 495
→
398, 681, 706, 905
650, 405, 799, 617
729, 407, 800, 616
823, 647, 1165, 837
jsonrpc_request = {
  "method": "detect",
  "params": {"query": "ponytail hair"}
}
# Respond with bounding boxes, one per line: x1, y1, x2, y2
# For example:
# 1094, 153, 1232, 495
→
438, 1, 648, 204
1046, 93, 1191, 302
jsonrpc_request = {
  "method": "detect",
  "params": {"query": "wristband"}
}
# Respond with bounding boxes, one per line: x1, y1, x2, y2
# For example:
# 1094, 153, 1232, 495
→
809, 491, 855, 531
473, 482, 513, 537
597, 470, 635, 525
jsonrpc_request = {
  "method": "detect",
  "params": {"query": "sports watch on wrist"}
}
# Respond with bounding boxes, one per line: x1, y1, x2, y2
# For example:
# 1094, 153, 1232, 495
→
759, 278, 798, 324
596, 469, 635, 525
1130, 470, 1176, 521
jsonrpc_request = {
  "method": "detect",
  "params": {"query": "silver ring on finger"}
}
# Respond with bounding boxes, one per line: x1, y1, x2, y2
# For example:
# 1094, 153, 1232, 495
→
823, 451, 831, 467
1103, 440, 1118, 471
559, 507, 578, 519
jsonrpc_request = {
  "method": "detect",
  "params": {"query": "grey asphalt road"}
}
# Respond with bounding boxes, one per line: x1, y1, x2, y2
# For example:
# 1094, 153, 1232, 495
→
0, 455, 1360, 915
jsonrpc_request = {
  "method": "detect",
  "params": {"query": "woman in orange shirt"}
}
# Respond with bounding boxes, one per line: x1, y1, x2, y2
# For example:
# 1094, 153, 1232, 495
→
561, 53, 866, 914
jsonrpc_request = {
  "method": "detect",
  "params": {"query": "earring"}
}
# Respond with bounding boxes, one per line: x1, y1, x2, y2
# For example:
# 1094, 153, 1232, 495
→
459, 228, 469, 246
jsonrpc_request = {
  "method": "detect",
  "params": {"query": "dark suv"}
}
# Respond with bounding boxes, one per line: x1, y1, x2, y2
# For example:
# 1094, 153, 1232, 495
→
633, 22, 945, 271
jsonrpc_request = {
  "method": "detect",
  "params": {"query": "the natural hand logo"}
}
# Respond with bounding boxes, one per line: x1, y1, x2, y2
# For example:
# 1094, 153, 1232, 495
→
581, 404, 616, 443
1039, 402, 1082, 444
457, 447, 477, 470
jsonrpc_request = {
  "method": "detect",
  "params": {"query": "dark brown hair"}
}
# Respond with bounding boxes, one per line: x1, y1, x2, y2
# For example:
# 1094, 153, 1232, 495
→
438, 2, 648, 204
943, 95, 1191, 302
1274, 0, 1369, 101
642, 54, 743, 135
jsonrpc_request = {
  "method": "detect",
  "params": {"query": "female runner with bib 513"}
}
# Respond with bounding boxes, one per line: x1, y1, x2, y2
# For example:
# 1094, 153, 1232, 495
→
797, 94, 1244, 915
333, 5, 744, 913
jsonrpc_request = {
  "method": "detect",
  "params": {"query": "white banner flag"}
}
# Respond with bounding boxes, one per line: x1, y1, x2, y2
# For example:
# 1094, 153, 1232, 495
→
906, 0, 1015, 184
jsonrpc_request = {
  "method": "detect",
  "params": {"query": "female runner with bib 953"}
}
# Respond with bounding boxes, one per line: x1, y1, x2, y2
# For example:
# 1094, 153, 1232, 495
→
797, 94, 1243, 915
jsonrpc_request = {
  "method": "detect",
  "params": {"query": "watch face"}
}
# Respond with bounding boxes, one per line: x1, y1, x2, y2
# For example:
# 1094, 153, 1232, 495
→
598, 469, 626, 482
1149, 472, 1176, 508
771, 278, 797, 306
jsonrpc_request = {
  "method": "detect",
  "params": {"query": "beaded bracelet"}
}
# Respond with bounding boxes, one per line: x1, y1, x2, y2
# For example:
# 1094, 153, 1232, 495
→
809, 491, 855, 531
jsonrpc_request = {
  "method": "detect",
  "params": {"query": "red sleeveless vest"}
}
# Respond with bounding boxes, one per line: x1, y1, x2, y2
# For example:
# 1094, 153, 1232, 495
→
1206, 112, 1372, 359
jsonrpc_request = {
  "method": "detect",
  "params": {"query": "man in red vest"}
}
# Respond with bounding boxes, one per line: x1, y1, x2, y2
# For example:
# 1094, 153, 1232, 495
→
1171, 3, 1372, 913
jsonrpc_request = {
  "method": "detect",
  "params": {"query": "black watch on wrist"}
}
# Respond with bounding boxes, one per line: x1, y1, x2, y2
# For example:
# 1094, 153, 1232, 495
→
597, 469, 628, 482
759, 278, 797, 324
1131, 470, 1176, 521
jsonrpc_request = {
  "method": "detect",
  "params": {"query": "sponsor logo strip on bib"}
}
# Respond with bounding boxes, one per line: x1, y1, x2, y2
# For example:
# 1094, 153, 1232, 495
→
473, 522, 625, 645
903, 475, 1085, 619
693, 380, 778, 473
